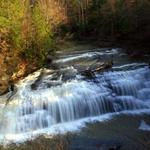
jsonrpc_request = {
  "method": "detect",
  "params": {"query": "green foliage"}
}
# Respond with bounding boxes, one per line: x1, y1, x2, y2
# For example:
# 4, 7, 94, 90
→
32, 3, 54, 64
1, 0, 150, 72
67, 0, 150, 40
0, 0, 56, 69
20, 1, 55, 66
0, 0, 25, 49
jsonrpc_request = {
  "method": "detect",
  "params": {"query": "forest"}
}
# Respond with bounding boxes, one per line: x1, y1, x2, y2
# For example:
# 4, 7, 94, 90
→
0, 1, 150, 88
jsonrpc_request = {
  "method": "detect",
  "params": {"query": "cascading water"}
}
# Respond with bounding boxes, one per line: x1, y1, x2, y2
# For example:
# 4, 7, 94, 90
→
0, 49, 150, 143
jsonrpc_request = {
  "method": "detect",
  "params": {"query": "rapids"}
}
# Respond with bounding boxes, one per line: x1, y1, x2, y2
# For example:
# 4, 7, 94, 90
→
0, 48, 150, 143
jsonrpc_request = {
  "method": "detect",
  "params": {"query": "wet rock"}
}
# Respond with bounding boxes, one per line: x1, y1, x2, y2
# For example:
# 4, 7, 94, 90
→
45, 55, 53, 64
70, 136, 122, 150
46, 80, 62, 88
31, 69, 45, 90
45, 55, 60, 70
5, 81, 17, 105
9, 80, 15, 91
81, 69, 95, 79
108, 145, 122, 150
58, 67, 77, 81
31, 83, 38, 90
31, 69, 62, 90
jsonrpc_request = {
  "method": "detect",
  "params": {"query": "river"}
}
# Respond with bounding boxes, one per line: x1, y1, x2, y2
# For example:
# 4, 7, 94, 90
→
0, 46, 150, 146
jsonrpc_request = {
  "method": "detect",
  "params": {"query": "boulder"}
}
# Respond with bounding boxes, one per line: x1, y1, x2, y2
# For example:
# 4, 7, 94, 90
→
81, 69, 95, 79
31, 69, 45, 90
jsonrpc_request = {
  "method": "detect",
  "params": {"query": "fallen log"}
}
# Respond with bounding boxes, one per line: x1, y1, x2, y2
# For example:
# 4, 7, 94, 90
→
80, 60, 113, 78
93, 60, 113, 72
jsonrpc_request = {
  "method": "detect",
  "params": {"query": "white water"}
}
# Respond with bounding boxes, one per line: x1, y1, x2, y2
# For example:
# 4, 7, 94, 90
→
55, 48, 119, 63
139, 120, 150, 131
0, 50, 150, 144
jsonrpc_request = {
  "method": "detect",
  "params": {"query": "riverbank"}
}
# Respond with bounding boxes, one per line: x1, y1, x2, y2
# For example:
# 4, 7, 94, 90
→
1, 113, 150, 150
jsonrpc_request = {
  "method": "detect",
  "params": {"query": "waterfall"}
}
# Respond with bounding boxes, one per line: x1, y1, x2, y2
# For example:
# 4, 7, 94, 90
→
2, 79, 111, 134
0, 61, 150, 142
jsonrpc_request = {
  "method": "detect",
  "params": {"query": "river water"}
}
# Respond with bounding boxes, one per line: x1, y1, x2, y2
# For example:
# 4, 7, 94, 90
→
0, 47, 150, 144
